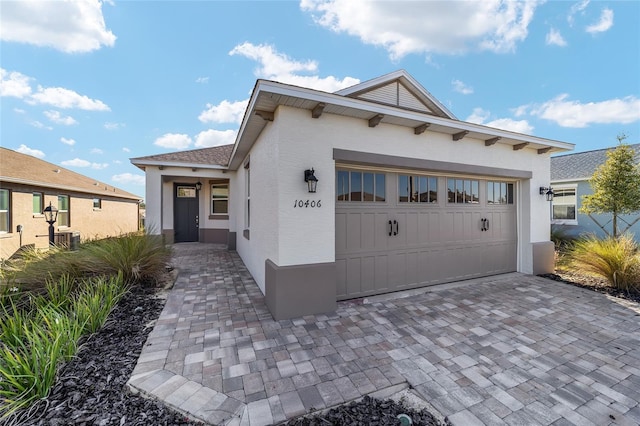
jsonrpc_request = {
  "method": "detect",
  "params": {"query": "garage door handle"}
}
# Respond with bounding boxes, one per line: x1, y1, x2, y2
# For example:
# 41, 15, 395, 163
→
480, 218, 486, 231
393, 220, 398, 236
485, 219, 489, 231
388, 220, 392, 236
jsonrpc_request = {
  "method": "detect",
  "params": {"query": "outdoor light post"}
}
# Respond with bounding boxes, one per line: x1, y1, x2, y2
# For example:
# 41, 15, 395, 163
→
43, 202, 58, 247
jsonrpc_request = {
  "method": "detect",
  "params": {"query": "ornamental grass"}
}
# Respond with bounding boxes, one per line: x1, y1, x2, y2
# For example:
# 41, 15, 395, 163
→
566, 234, 640, 292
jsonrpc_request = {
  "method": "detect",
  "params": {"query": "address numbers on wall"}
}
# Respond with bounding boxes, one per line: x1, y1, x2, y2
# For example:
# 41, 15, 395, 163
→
293, 199, 322, 208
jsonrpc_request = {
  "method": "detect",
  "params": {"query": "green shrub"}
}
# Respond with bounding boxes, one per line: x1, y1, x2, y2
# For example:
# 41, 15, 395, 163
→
72, 233, 170, 285
0, 273, 128, 417
74, 273, 128, 333
566, 234, 640, 291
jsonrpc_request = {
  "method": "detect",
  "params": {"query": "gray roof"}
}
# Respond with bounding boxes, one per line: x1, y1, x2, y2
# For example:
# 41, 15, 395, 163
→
551, 143, 640, 182
131, 144, 233, 170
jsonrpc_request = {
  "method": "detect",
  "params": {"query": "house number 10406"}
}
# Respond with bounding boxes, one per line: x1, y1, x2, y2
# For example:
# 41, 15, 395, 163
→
294, 199, 322, 208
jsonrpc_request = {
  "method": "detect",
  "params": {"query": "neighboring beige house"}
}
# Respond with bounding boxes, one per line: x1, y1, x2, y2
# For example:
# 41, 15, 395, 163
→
133, 70, 574, 320
0, 147, 142, 260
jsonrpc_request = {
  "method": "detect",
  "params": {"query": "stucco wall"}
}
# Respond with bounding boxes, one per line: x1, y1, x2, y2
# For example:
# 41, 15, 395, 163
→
143, 166, 232, 239
234, 121, 281, 293
0, 183, 139, 260
266, 106, 552, 274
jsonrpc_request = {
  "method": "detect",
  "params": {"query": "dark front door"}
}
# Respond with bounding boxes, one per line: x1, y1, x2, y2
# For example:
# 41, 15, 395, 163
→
174, 184, 199, 243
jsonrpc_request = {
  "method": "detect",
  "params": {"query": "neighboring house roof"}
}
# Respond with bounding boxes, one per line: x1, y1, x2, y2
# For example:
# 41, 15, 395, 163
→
0, 147, 142, 201
131, 144, 233, 171
551, 143, 640, 182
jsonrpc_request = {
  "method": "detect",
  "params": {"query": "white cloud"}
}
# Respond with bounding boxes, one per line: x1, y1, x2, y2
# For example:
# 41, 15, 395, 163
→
199, 99, 248, 124
452, 79, 473, 95
0, 0, 116, 53
122, 147, 131, 153
44, 110, 77, 125
61, 158, 109, 169
524, 94, 640, 128
14, 108, 25, 114
16, 144, 45, 158
545, 28, 567, 47
91, 148, 104, 154
196, 77, 209, 84
194, 129, 237, 148
104, 122, 124, 130
1, 68, 109, 112
60, 137, 76, 146
229, 42, 359, 92
300, 0, 542, 59
112, 173, 145, 186
568, 0, 589, 26
30, 86, 110, 111
586, 8, 613, 34
29, 120, 52, 130
0, 68, 32, 98
466, 107, 534, 134
154, 133, 193, 149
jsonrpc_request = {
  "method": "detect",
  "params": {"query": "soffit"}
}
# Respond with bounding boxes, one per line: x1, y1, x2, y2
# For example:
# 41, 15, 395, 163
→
228, 80, 575, 170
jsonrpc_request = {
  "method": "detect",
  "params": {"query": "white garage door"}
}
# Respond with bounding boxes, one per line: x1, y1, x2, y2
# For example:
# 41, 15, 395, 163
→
335, 169, 517, 300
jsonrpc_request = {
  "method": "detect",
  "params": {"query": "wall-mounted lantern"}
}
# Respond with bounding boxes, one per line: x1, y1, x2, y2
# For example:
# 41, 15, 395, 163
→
539, 186, 554, 202
195, 181, 203, 191
304, 169, 318, 193
43, 202, 58, 246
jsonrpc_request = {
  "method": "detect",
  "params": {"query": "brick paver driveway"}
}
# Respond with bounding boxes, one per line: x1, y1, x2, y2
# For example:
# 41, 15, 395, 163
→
128, 244, 640, 426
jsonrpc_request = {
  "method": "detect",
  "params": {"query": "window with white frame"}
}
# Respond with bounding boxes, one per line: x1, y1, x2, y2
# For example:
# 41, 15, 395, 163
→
93, 198, 102, 209
58, 195, 70, 227
552, 186, 577, 224
0, 189, 10, 233
33, 192, 43, 214
211, 183, 229, 215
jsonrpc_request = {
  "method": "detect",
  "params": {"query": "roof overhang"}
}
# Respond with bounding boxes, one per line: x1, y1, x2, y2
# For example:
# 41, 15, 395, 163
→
0, 177, 142, 201
131, 160, 227, 172
228, 79, 575, 170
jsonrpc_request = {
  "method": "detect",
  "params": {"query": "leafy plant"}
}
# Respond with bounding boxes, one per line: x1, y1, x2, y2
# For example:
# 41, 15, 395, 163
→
74, 274, 128, 333
566, 234, 640, 291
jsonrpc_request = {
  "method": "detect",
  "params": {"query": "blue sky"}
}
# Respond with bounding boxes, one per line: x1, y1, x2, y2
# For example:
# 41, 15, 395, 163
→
1, 0, 639, 199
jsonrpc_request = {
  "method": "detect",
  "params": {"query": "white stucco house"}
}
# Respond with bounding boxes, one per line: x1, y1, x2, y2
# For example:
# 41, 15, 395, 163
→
131, 70, 574, 320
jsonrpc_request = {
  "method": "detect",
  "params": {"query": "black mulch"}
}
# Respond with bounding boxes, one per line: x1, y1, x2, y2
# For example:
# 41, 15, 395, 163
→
539, 273, 640, 304
3, 285, 449, 426
284, 395, 449, 426
3, 286, 202, 426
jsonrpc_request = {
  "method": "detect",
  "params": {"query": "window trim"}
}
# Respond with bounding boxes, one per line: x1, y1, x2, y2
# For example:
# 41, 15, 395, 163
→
210, 182, 229, 216
0, 188, 10, 234
336, 169, 386, 203
57, 194, 70, 228
551, 185, 578, 225
446, 177, 480, 204
33, 192, 44, 216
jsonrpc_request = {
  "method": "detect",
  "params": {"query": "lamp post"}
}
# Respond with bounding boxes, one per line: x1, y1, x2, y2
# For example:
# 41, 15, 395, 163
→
43, 202, 58, 247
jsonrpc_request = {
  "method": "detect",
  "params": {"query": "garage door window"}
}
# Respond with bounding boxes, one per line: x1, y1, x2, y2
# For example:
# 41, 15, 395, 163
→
488, 181, 514, 204
399, 175, 437, 203
447, 178, 479, 204
336, 170, 385, 202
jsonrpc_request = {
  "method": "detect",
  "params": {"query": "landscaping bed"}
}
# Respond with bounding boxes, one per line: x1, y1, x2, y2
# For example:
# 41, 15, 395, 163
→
541, 271, 640, 304
3, 285, 201, 426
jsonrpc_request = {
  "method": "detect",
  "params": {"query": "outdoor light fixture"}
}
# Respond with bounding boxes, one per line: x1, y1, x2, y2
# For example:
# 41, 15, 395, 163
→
195, 181, 202, 191
304, 168, 318, 193
539, 186, 554, 201
43, 202, 58, 246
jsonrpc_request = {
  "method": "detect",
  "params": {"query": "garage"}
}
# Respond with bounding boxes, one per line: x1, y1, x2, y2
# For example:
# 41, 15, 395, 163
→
336, 168, 517, 300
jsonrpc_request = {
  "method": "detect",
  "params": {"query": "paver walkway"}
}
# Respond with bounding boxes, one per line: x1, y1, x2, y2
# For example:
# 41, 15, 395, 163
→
128, 243, 640, 426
